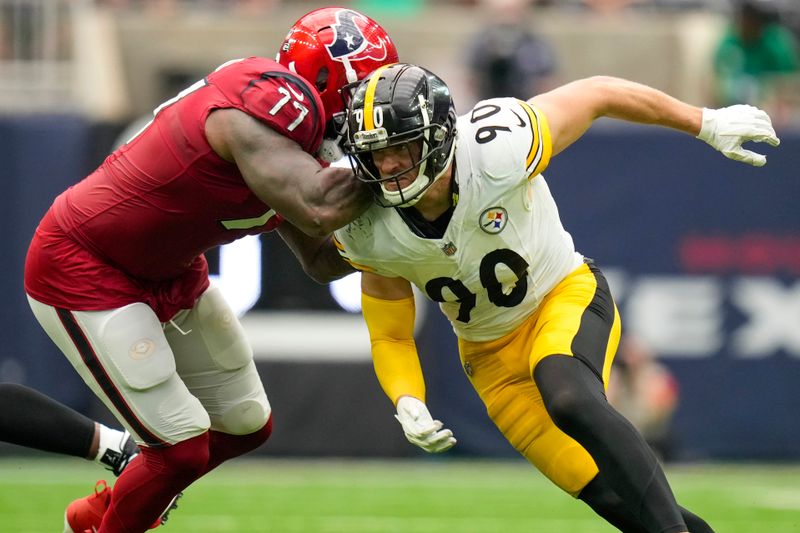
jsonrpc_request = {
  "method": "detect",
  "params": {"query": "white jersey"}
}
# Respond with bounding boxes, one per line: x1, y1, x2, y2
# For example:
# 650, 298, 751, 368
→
335, 98, 583, 342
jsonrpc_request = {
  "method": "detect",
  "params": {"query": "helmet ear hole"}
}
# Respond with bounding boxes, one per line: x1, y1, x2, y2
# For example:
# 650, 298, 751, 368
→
316, 67, 329, 93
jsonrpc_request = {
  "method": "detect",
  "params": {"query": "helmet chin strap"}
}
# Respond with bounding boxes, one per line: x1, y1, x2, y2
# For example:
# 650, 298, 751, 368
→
380, 175, 431, 207
379, 139, 456, 208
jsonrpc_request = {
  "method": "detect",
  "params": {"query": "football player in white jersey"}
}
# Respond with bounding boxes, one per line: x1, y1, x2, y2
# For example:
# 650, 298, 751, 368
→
334, 63, 779, 533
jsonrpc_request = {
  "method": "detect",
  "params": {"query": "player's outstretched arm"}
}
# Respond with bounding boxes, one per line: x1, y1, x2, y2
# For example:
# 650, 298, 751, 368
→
206, 108, 372, 237
530, 76, 779, 166
361, 272, 457, 454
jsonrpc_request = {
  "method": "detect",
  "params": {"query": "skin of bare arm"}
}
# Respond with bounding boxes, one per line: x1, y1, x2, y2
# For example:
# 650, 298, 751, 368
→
530, 76, 703, 157
361, 270, 415, 300
205, 108, 372, 237
275, 222, 355, 284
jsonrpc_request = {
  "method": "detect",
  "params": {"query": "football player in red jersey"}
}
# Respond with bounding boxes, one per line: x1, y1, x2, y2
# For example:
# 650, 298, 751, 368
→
24, 7, 397, 532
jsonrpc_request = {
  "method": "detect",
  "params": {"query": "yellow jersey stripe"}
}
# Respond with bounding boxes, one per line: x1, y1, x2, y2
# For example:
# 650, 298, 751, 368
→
343, 257, 376, 273
518, 100, 552, 178
363, 64, 392, 131
519, 100, 540, 170
333, 235, 374, 271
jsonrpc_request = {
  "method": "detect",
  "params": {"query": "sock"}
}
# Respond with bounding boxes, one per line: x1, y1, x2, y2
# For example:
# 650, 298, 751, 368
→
95, 425, 138, 475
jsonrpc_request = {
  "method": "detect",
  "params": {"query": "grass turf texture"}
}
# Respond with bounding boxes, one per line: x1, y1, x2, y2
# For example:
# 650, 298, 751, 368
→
1, 458, 798, 532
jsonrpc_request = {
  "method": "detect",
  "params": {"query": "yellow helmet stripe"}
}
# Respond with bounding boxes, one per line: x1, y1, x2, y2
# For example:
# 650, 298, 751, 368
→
363, 64, 394, 131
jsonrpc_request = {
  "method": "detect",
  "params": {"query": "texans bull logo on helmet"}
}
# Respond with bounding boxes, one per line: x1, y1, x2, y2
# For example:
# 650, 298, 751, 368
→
277, 7, 398, 124
325, 9, 392, 64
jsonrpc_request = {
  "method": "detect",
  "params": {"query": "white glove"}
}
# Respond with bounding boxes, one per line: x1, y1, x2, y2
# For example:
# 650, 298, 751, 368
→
394, 396, 456, 453
697, 105, 780, 167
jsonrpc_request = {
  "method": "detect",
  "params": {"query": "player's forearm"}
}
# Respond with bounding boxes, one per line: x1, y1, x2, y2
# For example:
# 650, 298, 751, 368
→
304, 237, 356, 283
277, 225, 354, 283
305, 167, 373, 235
372, 339, 426, 405
260, 166, 370, 238
265, 168, 372, 238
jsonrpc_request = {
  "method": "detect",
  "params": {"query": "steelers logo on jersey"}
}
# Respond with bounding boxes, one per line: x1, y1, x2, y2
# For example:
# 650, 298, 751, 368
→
479, 207, 508, 234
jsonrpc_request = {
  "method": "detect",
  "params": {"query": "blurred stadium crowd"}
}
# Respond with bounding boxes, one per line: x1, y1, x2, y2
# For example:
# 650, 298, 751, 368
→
1, 0, 798, 125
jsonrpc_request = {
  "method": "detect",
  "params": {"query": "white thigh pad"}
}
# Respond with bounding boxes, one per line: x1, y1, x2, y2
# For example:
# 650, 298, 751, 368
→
194, 286, 253, 371
95, 303, 176, 390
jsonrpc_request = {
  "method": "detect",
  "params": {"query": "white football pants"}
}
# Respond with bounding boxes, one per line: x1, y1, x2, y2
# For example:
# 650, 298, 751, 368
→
27, 285, 271, 447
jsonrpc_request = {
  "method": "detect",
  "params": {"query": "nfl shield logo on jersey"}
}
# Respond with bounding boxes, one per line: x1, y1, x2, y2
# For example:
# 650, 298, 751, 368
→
479, 207, 508, 234
440, 241, 457, 256
464, 361, 474, 377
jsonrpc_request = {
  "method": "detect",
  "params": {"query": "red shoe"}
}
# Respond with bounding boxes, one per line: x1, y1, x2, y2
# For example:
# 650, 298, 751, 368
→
63, 479, 181, 532
63, 479, 110, 533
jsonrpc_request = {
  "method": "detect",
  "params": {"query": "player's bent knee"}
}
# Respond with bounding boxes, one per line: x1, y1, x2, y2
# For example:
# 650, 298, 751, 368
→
219, 398, 271, 435
145, 433, 210, 477
544, 386, 593, 423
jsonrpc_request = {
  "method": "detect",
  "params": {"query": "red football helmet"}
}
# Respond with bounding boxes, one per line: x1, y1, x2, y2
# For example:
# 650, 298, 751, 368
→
276, 7, 398, 123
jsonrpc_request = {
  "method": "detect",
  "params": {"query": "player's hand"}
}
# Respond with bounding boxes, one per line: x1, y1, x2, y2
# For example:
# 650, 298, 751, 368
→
697, 105, 780, 167
394, 396, 456, 453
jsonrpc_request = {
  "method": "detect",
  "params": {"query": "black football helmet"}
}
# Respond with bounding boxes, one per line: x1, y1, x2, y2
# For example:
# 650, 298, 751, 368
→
345, 63, 457, 207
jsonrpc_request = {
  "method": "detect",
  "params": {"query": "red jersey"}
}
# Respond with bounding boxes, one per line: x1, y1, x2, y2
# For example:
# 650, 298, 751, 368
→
25, 57, 325, 321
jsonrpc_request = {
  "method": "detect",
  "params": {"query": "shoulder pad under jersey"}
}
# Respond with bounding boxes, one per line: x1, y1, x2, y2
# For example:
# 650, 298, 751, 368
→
460, 97, 552, 181
209, 57, 326, 155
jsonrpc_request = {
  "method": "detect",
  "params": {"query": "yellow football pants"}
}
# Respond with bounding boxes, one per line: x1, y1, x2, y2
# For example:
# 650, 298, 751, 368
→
458, 262, 621, 496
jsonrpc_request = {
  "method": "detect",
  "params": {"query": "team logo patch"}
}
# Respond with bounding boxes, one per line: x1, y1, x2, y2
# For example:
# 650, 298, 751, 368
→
129, 339, 156, 360
325, 9, 391, 63
479, 207, 508, 234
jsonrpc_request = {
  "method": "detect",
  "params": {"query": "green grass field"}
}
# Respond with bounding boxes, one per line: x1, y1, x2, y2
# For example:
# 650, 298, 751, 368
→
1, 457, 798, 532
